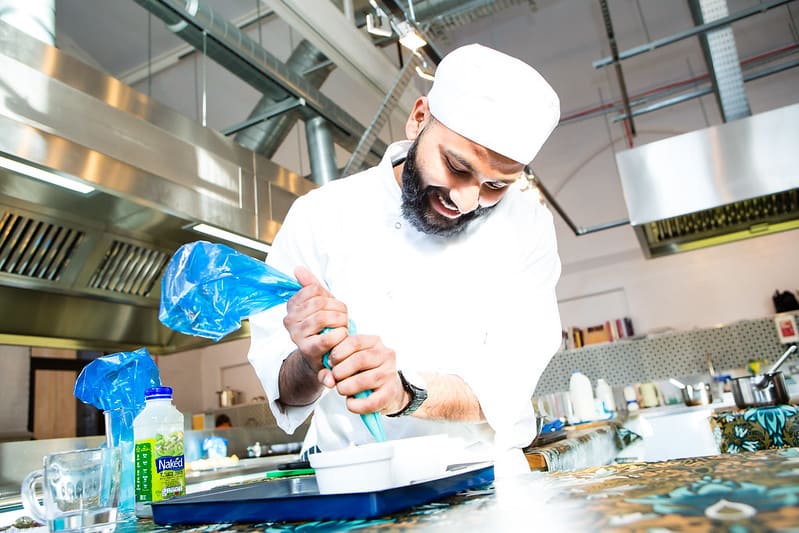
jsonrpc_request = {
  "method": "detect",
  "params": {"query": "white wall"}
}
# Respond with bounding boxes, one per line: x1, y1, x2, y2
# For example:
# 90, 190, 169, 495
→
131, 1, 799, 395
157, 338, 256, 416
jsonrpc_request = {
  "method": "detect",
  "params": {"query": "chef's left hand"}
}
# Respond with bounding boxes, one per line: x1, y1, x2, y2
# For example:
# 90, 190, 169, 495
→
326, 334, 408, 415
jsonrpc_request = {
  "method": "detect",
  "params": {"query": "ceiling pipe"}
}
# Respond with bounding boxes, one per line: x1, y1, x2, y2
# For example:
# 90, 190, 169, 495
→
527, 171, 629, 236
593, 0, 795, 68
133, 0, 388, 165
306, 116, 338, 186
598, 0, 636, 138
560, 42, 799, 125
234, 38, 336, 159
611, 56, 799, 122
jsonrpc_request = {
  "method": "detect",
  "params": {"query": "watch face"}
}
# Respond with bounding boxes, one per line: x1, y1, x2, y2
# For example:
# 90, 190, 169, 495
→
403, 371, 427, 391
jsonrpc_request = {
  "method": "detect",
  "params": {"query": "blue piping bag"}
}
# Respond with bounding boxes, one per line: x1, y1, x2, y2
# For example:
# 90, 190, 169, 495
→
159, 241, 386, 442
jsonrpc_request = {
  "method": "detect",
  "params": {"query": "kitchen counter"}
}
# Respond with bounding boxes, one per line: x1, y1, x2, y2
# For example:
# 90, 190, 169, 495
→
44, 447, 794, 532
523, 420, 640, 472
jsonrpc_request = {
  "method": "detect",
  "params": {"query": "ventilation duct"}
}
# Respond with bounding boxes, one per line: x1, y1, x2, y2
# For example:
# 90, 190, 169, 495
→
617, 103, 799, 258
234, 39, 334, 159
0, 22, 315, 353
134, 0, 387, 166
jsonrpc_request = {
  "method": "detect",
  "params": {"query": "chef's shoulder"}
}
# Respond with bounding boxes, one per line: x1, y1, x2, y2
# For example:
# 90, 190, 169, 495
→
291, 166, 383, 212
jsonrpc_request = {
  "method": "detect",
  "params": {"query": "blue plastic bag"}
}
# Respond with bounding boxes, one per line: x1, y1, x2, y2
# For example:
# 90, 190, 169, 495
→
159, 241, 301, 341
158, 241, 386, 442
73, 347, 161, 413
73, 347, 161, 518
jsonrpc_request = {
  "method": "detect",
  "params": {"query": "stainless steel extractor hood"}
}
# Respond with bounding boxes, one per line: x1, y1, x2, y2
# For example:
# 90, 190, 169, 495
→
616, 102, 799, 258
0, 22, 315, 353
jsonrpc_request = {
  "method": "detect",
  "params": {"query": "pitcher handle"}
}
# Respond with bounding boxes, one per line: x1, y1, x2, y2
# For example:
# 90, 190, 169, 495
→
21, 469, 47, 524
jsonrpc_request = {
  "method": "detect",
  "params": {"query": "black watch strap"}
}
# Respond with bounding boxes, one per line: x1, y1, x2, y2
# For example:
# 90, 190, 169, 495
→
386, 370, 428, 417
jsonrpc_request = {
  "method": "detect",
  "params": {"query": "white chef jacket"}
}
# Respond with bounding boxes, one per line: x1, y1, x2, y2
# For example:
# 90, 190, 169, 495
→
248, 141, 562, 472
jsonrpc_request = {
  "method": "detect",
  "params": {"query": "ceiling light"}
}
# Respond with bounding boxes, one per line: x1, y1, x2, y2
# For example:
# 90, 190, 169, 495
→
0, 154, 95, 194
189, 223, 272, 254
366, 12, 392, 37
414, 66, 435, 81
395, 20, 426, 51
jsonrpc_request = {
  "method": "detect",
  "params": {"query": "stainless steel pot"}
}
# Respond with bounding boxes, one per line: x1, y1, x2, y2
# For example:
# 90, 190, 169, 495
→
681, 382, 712, 406
216, 387, 242, 407
731, 372, 790, 408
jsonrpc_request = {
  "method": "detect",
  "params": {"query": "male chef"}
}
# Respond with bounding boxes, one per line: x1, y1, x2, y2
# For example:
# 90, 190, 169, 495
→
248, 43, 562, 475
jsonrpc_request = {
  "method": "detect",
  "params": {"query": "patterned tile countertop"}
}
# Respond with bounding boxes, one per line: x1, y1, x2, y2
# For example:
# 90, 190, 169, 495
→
7, 448, 798, 532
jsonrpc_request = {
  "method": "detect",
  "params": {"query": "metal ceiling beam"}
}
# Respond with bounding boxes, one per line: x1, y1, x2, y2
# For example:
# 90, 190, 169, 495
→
527, 171, 629, 236
134, 0, 387, 163
233, 38, 336, 160
221, 97, 305, 136
598, 0, 636, 137
688, 0, 750, 122
261, 0, 420, 128
118, 6, 275, 85
593, 0, 795, 68
610, 57, 799, 122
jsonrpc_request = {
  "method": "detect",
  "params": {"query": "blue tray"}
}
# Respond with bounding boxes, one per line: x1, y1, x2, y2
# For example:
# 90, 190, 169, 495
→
151, 463, 494, 525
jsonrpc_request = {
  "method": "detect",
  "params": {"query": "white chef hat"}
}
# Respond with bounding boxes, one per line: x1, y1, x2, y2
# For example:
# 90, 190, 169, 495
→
426, 44, 560, 165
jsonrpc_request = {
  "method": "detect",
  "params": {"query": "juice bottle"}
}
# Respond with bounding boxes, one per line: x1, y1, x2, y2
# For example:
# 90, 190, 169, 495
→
133, 386, 185, 518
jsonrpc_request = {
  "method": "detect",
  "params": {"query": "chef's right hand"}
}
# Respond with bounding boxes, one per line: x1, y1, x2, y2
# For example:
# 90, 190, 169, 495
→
285, 266, 348, 388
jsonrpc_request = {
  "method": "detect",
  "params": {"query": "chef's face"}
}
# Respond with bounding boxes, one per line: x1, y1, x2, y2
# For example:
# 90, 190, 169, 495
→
400, 109, 524, 237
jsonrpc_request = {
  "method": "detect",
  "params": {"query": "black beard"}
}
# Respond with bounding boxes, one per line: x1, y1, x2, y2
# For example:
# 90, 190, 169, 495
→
400, 139, 494, 237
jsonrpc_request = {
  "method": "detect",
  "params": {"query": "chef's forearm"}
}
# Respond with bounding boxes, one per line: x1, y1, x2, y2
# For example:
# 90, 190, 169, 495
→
415, 373, 485, 422
277, 350, 324, 407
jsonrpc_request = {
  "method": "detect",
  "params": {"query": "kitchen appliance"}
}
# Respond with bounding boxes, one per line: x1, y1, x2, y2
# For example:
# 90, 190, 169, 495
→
216, 388, 242, 408
616, 102, 799, 258
680, 382, 713, 406
669, 378, 713, 407
731, 373, 790, 409
731, 345, 797, 408
0, 23, 316, 354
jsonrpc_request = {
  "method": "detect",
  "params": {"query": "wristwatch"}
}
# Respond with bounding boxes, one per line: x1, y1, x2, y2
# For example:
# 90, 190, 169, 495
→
386, 370, 428, 417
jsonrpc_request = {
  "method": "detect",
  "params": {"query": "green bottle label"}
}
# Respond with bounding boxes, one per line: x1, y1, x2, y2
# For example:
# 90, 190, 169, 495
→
135, 431, 186, 503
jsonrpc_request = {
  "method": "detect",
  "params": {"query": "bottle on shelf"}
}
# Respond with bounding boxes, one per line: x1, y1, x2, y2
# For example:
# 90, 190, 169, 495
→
595, 378, 616, 416
569, 371, 596, 423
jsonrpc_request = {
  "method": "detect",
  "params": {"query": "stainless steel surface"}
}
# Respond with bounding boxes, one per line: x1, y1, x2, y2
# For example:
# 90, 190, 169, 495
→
233, 39, 333, 158
0, 22, 315, 353
681, 382, 712, 406
216, 388, 243, 408
731, 372, 791, 408
305, 116, 338, 185
762, 345, 797, 382
616, 102, 799, 258
688, 0, 750, 122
